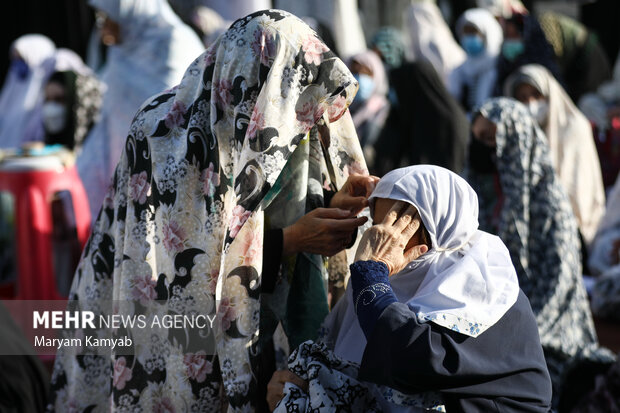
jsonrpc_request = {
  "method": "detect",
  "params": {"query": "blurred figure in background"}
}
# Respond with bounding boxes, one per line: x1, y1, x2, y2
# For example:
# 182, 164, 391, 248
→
449, 8, 503, 113
467, 98, 614, 407
77, 0, 204, 219
191, 6, 231, 48
405, 0, 465, 86
373, 60, 468, 177
589, 173, 620, 320
369, 26, 406, 72
347, 50, 390, 163
579, 54, 620, 190
537, 11, 611, 103
494, 11, 561, 96
504, 64, 606, 252
42, 68, 103, 151
0, 34, 55, 149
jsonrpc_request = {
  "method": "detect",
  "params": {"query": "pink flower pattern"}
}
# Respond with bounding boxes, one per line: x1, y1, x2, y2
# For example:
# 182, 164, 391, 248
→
162, 220, 186, 253
103, 185, 115, 209
203, 45, 217, 66
164, 100, 187, 129
296, 101, 325, 131
251, 28, 276, 66
247, 108, 265, 140
131, 273, 157, 305
241, 230, 262, 266
129, 171, 149, 204
229, 205, 251, 238
113, 357, 132, 390
213, 79, 233, 109
327, 94, 348, 122
153, 397, 176, 413
302, 35, 329, 65
201, 162, 220, 196
183, 351, 213, 383
218, 297, 237, 331
207, 268, 219, 295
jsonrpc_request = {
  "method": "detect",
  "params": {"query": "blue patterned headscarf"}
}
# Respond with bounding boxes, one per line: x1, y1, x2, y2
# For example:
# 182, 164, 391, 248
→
369, 27, 406, 69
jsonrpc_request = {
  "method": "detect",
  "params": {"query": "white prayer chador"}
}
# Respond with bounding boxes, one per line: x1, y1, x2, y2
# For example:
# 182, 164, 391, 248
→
324, 165, 520, 364
0, 34, 56, 149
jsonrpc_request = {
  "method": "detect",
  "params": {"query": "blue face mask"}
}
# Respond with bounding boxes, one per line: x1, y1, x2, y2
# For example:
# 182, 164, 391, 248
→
501, 39, 524, 61
353, 73, 375, 103
461, 35, 485, 57
11, 59, 29, 80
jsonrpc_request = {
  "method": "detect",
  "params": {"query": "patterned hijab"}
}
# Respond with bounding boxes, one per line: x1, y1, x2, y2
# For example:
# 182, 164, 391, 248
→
44, 70, 103, 150
504, 64, 606, 245
467, 98, 611, 398
49, 10, 366, 412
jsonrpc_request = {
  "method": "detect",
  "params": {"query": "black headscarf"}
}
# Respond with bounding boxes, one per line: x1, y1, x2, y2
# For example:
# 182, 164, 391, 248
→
495, 13, 562, 95
372, 60, 469, 176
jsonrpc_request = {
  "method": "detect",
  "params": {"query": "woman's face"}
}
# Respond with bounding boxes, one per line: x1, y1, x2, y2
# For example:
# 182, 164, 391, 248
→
44, 81, 66, 104
513, 82, 543, 105
96, 11, 121, 46
373, 198, 425, 251
471, 115, 497, 147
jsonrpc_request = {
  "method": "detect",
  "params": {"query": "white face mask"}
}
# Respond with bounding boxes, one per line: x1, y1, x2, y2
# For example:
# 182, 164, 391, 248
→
527, 99, 549, 125
42, 102, 67, 134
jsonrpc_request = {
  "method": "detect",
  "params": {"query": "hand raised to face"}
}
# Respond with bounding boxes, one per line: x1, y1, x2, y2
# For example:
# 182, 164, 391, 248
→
355, 200, 428, 275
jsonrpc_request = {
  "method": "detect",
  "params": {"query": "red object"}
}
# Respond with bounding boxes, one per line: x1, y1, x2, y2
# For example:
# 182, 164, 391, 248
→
0, 156, 91, 299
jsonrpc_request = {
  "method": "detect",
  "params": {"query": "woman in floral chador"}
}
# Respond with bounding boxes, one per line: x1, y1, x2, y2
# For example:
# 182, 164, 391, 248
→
48, 10, 370, 412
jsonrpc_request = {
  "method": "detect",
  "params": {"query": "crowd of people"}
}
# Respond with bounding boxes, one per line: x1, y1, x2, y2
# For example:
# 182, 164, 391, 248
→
1, 0, 620, 412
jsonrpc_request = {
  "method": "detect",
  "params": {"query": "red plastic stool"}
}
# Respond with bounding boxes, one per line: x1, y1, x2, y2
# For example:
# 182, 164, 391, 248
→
0, 153, 91, 300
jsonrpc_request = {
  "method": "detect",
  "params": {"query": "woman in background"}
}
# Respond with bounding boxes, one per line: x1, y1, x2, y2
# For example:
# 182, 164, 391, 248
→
347, 50, 390, 158
449, 8, 503, 113
77, 0, 204, 218
505, 64, 606, 251
467, 98, 614, 406
0, 34, 55, 149
42, 68, 103, 151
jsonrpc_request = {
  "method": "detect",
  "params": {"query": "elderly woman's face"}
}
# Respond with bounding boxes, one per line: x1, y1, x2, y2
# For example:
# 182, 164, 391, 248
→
373, 198, 425, 251
471, 115, 497, 147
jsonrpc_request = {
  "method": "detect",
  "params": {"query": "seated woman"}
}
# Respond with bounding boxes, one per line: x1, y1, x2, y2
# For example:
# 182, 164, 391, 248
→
269, 165, 552, 412
504, 64, 606, 250
466, 97, 615, 406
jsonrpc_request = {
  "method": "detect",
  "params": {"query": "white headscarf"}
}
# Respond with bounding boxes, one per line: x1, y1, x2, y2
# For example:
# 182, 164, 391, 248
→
78, 0, 204, 219
406, 2, 465, 85
505, 64, 606, 245
325, 165, 520, 363
0, 34, 56, 149
449, 8, 502, 110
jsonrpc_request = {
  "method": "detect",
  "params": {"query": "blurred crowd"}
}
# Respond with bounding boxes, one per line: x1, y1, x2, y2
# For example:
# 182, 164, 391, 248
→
2, 0, 620, 412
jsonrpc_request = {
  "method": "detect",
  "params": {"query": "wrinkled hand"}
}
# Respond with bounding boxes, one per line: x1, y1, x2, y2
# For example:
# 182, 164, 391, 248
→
355, 201, 428, 275
283, 208, 368, 257
330, 174, 380, 215
266, 370, 308, 411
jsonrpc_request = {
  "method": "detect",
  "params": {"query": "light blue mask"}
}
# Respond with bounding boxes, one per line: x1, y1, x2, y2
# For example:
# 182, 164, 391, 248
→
461, 35, 485, 57
501, 39, 524, 61
354, 73, 375, 102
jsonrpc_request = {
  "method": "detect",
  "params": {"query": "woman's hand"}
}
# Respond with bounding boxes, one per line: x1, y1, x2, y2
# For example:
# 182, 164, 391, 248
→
330, 174, 380, 215
266, 370, 308, 411
283, 208, 368, 257
355, 201, 428, 275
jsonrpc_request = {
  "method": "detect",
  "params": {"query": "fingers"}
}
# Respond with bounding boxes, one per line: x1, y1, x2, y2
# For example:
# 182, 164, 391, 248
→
404, 243, 429, 262
393, 205, 418, 232
382, 201, 408, 226
337, 195, 369, 213
311, 208, 352, 219
282, 371, 308, 391
328, 216, 368, 232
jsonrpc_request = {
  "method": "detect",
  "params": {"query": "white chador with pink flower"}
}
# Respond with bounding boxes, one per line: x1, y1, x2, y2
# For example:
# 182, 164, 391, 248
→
49, 9, 367, 412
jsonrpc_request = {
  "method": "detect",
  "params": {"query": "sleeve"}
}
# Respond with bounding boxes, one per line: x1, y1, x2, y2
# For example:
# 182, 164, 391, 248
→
261, 228, 283, 294
350, 260, 398, 338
